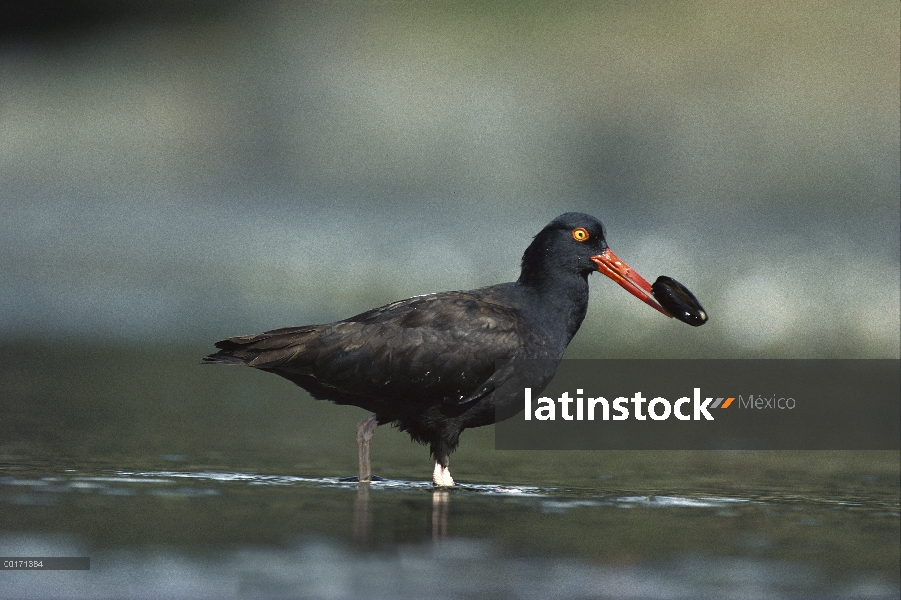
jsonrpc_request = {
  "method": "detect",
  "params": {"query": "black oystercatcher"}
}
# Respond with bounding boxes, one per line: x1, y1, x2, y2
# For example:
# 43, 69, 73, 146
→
203, 213, 684, 486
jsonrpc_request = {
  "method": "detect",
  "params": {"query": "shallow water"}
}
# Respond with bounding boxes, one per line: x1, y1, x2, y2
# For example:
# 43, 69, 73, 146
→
1, 344, 899, 598
1, 461, 899, 599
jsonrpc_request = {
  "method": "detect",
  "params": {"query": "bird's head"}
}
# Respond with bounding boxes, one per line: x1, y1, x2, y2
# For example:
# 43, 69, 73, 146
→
520, 212, 672, 317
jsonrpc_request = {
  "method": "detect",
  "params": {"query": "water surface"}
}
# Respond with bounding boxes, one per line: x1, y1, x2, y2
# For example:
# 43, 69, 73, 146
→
1, 344, 898, 598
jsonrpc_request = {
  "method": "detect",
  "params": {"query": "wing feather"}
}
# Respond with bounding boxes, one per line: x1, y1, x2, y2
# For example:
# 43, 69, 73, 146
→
203, 290, 531, 404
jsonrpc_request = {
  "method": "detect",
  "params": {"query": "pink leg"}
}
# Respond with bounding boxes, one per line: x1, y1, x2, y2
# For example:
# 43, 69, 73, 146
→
356, 415, 378, 482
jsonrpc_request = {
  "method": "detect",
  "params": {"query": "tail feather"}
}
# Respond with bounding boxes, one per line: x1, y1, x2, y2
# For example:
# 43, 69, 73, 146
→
202, 326, 321, 367
200, 353, 246, 365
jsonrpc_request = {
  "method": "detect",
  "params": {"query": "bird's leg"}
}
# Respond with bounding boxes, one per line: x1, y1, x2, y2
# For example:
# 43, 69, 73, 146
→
432, 460, 455, 487
356, 414, 378, 482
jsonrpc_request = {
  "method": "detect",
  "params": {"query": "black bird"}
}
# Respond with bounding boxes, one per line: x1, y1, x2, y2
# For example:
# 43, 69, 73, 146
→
203, 213, 677, 486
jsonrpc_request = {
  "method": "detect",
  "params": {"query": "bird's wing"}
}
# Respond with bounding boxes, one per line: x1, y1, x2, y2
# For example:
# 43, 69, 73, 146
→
443, 359, 516, 406
205, 291, 531, 403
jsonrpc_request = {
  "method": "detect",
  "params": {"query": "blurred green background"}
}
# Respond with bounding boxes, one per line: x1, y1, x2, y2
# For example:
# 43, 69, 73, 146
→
1, 0, 898, 359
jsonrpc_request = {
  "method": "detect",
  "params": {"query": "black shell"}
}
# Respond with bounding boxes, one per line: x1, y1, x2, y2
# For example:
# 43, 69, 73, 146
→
652, 276, 708, 327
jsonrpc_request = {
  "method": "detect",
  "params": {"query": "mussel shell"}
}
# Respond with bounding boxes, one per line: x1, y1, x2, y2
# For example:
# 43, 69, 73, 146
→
652, 276, 708, 327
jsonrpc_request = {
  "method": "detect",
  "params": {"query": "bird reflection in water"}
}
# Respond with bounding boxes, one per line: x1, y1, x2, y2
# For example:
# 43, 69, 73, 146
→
352, 483, 450, 544
353, 481, 371, 544
431, 489, 449, 539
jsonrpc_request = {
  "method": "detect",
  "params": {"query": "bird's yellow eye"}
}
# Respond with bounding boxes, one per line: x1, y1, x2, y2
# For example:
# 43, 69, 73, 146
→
571, 227, 590, 242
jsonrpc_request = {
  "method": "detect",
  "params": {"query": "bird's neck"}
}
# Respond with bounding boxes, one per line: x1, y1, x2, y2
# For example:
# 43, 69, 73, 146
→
517, 269, 590, 348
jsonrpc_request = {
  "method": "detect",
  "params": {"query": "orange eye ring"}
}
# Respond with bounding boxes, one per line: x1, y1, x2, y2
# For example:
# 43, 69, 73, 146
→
571, 227, 590, 242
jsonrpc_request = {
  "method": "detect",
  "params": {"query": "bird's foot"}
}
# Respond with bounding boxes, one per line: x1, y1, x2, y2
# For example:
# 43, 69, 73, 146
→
432, 461, 455, 487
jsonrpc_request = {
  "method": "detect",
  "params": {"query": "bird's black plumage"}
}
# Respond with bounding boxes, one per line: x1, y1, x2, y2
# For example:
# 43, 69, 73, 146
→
203, 213, 614, 483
